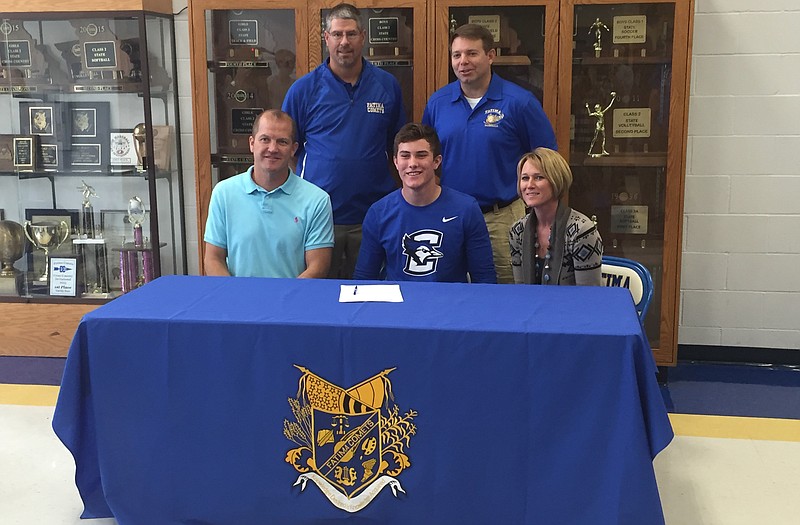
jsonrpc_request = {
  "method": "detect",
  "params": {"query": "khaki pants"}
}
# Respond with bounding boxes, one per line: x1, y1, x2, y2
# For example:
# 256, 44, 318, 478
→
329, 224, 362, 279
483, 199, 526, 284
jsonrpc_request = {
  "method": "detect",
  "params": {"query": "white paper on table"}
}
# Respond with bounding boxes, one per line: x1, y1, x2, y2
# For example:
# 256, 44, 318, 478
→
339, 284, 404, 303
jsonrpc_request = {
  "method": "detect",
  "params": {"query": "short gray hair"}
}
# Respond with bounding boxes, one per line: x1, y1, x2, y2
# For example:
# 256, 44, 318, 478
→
326, 3, 362, 31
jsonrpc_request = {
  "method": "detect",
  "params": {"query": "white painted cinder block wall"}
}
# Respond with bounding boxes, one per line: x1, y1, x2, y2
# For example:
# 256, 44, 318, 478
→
680, 0, 800, 350
171, 0, 800, 351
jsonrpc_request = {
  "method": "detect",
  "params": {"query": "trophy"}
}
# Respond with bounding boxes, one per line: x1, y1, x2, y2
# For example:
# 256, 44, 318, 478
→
132, 122, 147, 171
586, 91, 617, 157
119, 196, 155, 293
589, 18, 610, 58
73, 181, 110, 296
0, 220, 26, 295
23, 220, 70, 283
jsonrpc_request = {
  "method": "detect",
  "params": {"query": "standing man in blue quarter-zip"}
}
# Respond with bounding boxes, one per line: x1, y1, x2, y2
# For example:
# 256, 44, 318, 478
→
282, 3, 407, 279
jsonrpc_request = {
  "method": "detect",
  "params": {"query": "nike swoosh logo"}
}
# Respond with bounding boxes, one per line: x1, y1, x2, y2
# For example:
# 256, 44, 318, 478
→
442, 216, 458, 223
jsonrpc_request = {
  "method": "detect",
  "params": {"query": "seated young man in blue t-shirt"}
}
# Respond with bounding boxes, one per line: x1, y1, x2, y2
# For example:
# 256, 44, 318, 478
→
204, 110, 334, 278
354, 123, 495, 283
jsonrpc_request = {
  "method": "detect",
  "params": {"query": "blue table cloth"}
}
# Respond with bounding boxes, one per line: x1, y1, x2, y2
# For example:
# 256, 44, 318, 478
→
53, 275, 672, 524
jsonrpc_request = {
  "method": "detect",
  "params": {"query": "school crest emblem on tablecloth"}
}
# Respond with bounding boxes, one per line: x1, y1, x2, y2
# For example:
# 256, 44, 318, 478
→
284, 365, 417, 512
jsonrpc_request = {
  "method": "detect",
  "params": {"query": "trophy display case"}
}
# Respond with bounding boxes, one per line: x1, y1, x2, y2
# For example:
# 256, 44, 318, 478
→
0, 0, 186, 356
189, 0, 308, 242
558, 0, 692, 364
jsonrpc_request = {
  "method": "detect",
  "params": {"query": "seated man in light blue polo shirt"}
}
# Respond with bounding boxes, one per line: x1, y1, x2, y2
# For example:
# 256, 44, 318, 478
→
204, 110, 334, 278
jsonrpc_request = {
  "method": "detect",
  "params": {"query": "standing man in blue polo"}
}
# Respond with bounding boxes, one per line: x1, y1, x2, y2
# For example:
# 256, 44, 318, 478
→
282, 3, 406, 279
422, 24, 557, 284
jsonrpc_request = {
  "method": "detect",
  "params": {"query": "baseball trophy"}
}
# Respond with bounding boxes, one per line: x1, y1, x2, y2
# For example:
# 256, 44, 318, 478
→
0, 220, 26, 295
119, 196, 154, 293
23, 220, 70, 283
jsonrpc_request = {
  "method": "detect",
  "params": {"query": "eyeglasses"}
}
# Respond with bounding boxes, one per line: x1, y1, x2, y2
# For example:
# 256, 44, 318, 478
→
327, 31, 361, 42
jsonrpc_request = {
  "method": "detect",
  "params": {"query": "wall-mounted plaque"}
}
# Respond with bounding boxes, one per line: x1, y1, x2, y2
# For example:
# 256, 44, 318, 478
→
0, 136, 13, 171
369, 18, 399, 44
13, 136, 38, 170
229, 20, 258, 46
612, 108, 651, 138
613, 16, 647, 45
610, 205, 649, 234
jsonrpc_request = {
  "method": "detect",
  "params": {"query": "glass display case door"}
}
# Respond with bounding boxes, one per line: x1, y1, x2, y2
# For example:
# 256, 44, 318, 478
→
189, 0, 307, 250
433, 0, 560, 124
559, 0, 692, 363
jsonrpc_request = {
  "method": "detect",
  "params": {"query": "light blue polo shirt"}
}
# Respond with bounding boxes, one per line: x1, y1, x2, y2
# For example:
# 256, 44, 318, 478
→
204, 167, 334, 278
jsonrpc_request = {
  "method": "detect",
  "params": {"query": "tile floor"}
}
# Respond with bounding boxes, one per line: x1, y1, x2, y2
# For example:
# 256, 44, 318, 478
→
1, 363, 800, 524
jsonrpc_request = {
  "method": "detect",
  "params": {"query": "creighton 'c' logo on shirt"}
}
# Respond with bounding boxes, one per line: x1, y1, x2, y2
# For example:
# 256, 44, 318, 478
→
402, 230, 443, 276
366, 102, 385, 114
484, 108, 505, 127
284, 365, 417, 512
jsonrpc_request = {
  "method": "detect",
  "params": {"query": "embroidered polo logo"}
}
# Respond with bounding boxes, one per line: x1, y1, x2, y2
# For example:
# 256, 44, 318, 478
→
366, 102, 385, 114
484, 108, 504, 127
284, 366, 417, 512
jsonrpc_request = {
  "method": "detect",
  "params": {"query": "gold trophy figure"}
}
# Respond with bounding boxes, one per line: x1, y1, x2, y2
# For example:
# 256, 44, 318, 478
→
589, 18, 610, 57
132, 123, 148, 171
586, 91, 617, 157
23, 220, 70, 282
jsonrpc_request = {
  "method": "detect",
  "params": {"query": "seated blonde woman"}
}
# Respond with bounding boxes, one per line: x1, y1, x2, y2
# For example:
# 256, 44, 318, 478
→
509, 147, 603, 285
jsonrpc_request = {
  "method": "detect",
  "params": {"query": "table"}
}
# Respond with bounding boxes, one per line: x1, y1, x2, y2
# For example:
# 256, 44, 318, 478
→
53, 275, 672, 524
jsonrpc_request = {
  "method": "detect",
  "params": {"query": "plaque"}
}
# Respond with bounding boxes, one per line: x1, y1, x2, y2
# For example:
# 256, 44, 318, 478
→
613, 16, 647, 45
610, 205, 649, 234
612, 108, 651, 138
365, 11, 412, 60
212, 11, 272, 64
19, 102, 67, 169
0, 135, 39, 171
152, 125, 173, 171
68, 102, 111, 168
40, 144, 60, 170
49, 256, 80, 297
64, 19, 136, 88
0, 20, 49, 84
0, 136, 13, 171
110, 131, 137, 168
70, 144, 102, 167
13, 136, 39, 170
